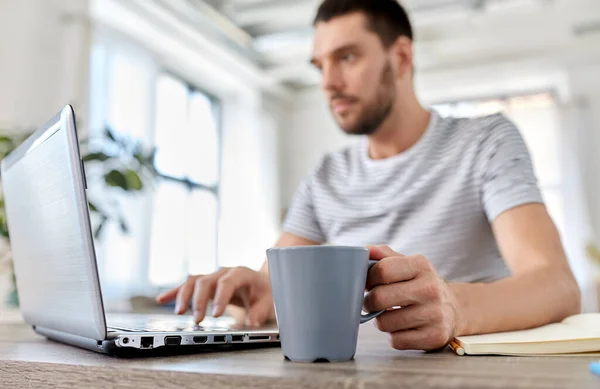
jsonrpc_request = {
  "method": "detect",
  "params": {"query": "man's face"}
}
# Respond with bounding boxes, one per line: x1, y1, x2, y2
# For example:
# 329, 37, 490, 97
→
311, 12, 397, 135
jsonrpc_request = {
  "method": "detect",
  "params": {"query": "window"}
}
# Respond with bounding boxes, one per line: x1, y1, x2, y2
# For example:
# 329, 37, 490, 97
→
432, 93, 565, 235
89, 41, 221, 298
148, 74, 221, 287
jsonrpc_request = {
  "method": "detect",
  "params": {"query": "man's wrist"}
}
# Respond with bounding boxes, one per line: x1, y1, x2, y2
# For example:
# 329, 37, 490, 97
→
449, 282, 484, 337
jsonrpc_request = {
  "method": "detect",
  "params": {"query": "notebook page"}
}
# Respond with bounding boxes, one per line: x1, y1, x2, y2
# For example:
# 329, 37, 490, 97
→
456, 316, 600, 345
562, 313, 600, 329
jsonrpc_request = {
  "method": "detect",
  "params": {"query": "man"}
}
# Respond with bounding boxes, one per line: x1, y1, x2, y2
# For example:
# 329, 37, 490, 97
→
157, 0, 580, 351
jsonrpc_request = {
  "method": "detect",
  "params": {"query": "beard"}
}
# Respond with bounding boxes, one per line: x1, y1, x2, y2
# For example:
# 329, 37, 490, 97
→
330, 62, 396, 136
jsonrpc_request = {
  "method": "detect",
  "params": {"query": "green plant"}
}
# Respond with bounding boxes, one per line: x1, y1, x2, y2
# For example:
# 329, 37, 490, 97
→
0, 126, 157, 307
81, 127, 158, 238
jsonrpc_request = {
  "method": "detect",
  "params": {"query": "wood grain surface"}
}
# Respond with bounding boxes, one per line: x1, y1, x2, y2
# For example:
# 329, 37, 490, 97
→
1, 320, 599, 389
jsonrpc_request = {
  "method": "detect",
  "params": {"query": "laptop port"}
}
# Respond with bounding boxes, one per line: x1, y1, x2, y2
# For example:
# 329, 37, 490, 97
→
231, 335, 244, 342
122, 337, 129, 345
140, 337, 154, 349
164, 336, 182, 346
193, 336, 208, 344
249, 335, 270, 341
213, 335, 226, 343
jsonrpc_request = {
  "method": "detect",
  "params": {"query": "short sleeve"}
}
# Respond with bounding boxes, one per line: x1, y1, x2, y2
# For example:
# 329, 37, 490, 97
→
476, 114, 544, 222
282, 177, 326, 243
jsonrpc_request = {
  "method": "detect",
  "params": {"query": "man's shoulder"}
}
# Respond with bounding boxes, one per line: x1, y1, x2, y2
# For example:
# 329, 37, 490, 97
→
440, 111, 513, 134
436, 111, 519, 149
309, 142, 361, 180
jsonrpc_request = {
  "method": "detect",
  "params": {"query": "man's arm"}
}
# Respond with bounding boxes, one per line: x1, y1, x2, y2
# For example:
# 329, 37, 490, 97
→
363, 203, 580, 351
259, 232, 319, 273
452, 203, 581, 335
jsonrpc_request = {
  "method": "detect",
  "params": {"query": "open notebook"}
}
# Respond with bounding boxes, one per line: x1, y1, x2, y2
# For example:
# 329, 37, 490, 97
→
450, 313, 600, 356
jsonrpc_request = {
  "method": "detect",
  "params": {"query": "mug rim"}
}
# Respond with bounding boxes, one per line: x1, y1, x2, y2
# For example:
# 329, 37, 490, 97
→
266, 245, 368, 253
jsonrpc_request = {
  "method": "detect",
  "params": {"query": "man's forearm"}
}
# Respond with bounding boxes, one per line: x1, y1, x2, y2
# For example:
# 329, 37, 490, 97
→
451, 265, 581, 336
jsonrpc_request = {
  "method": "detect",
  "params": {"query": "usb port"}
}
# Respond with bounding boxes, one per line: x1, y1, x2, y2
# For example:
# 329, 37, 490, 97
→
213, 335, 226, 343
231, 335, 244, 342
193, 336, 208, 344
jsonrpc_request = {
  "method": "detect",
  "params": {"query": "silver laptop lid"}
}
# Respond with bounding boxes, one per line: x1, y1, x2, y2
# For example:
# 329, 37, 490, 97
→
1, 105, 106, 340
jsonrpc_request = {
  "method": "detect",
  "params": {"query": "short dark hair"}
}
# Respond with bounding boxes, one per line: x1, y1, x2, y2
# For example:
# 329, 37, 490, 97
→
314, 0, 413, 47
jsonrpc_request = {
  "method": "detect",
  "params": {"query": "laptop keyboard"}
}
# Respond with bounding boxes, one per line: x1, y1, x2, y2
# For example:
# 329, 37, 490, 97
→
107, 314, 240, 333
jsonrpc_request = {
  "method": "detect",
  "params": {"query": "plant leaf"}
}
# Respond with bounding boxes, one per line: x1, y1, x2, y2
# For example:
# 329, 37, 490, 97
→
0, 224, 9, 238
119, 218, 129, 234
124, 169, 143, 191
104, 170, 128, 190
94, 218, 107, 239
88, 201, 98, 213
104, 126, 117, 142
147, 148, 157, 166
82, 152, 111, 163
0, 135, 15, 144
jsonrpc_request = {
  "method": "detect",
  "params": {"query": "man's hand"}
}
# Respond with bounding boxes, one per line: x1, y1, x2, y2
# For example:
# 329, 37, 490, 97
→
364, 245, 461, 351
156, 267, 275, 328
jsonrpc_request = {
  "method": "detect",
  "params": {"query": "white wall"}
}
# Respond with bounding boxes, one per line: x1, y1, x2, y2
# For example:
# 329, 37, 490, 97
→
0, 0, 90, 131
0, 0, 91, 304
283, 89, 356, 206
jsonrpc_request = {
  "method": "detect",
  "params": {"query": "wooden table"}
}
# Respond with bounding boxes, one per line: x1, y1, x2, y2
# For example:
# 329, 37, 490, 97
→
0, 316, 599, 389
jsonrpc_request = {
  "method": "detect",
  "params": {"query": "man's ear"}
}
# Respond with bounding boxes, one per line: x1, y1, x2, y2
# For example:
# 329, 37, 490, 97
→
392, 36, 413, 79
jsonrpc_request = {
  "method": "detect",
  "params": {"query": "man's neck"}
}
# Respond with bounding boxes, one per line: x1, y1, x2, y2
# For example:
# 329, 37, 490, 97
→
367, 100, 431, 160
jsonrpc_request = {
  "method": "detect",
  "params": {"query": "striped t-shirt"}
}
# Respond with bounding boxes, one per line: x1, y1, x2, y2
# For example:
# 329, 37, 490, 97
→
283, 111, 544, 283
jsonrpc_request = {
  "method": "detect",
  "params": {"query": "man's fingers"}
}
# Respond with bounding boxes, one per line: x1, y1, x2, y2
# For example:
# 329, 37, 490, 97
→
156, 287, 179, 305
364, 276, 443, 311
374, 305, 439, 333
174, 277, 197, 314
212, 267, 253, 317
388, 326, 450, 351
246, 297, 274, 328
367, 245, 401, 260
192, 277, 216, 324
367, 255, 433, 289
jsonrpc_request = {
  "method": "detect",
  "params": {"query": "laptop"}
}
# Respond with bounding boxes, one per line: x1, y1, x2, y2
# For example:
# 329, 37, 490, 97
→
1, 105, 279, 354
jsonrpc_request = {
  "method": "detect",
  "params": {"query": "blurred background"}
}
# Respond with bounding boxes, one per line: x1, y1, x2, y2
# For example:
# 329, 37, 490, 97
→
0, 0, 599, 314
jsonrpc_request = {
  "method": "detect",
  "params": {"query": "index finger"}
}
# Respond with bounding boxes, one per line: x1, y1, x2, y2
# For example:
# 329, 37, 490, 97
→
367, 245, 405, 260
156, 287, 179, 304
366, 256, 421, 289
212, 267, 254, 317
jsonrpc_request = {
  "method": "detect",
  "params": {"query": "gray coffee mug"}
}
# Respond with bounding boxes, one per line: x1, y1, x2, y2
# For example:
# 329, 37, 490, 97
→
266, 246, 383, 363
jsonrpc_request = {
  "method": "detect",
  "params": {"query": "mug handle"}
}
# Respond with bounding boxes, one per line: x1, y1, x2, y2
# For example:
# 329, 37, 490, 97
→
360, 260, 385, 324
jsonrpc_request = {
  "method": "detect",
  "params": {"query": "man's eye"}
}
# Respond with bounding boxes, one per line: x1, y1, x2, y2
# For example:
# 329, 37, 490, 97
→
342, 53, 356, 62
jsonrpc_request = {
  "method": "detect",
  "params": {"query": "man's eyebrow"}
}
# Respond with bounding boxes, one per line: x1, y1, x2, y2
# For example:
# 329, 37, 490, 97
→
310, 44, 360, 66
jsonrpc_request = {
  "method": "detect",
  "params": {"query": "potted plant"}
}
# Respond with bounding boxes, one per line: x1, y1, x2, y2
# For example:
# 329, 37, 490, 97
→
0, 127, 157, 307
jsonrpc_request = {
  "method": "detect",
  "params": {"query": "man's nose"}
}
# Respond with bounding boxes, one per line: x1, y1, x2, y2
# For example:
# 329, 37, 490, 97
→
321, 64, 344, 93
